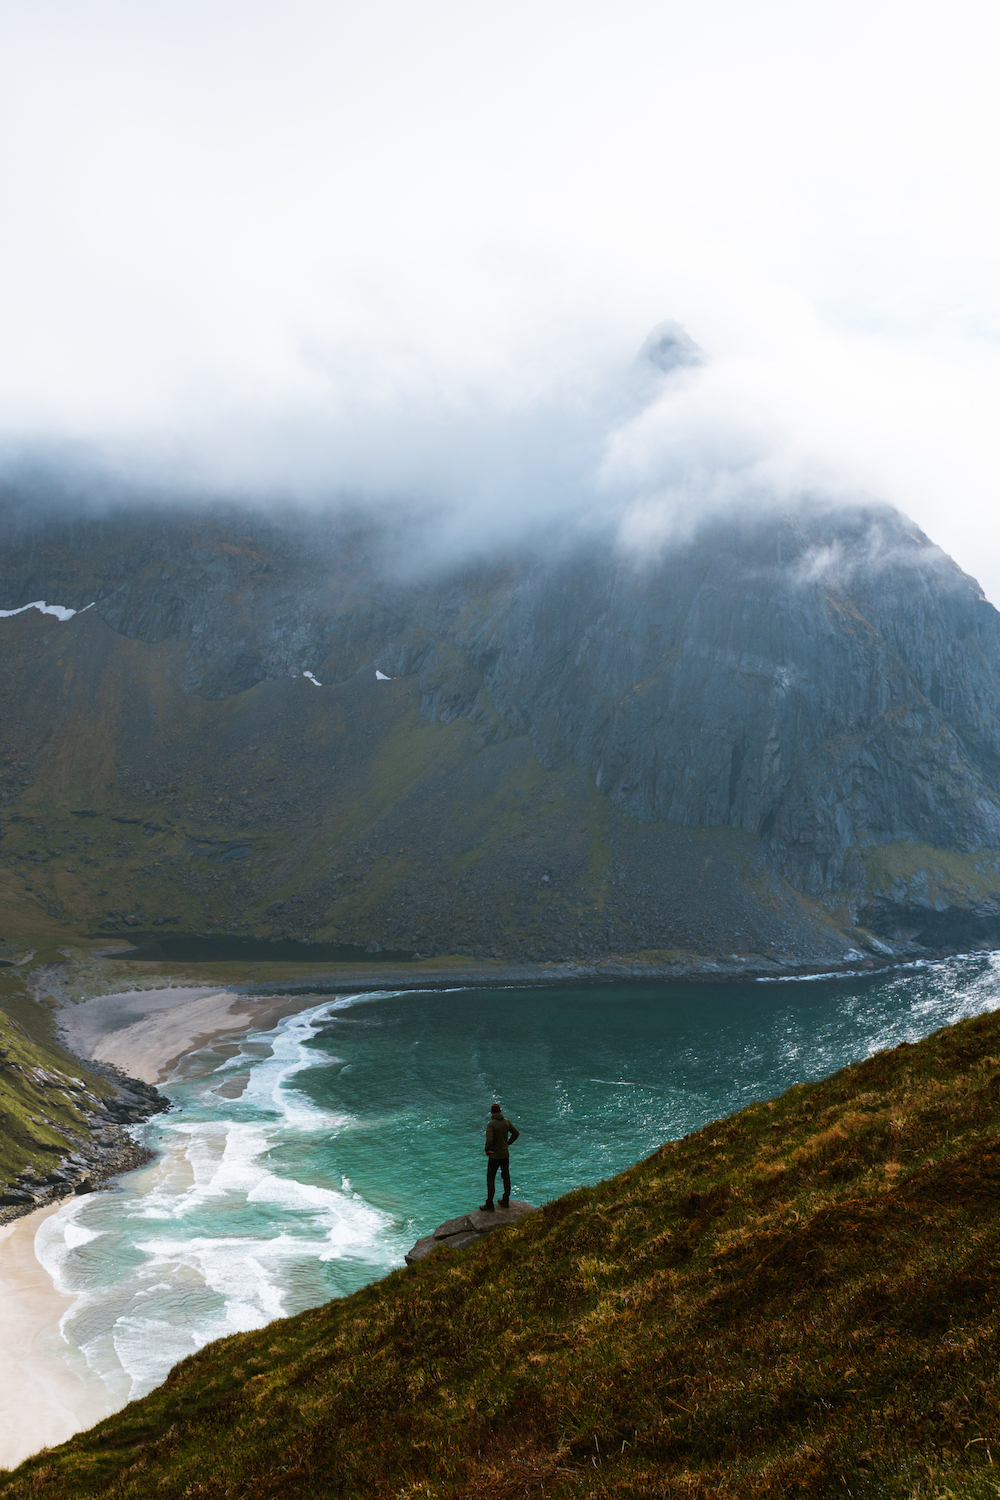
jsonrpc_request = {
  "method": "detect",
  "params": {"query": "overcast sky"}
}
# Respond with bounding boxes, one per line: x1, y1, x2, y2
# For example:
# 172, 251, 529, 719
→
2, 1, 1000, 594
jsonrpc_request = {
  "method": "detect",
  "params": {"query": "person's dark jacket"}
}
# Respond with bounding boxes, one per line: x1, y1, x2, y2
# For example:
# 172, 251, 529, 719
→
485, 1115, 519, 1159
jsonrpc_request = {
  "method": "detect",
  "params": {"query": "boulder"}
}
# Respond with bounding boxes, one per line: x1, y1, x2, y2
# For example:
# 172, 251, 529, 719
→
433, 1214, 474, 1239
467, 1201, 537, 1233
404, 1234, 439, 1264
405, 1201, 539, 1265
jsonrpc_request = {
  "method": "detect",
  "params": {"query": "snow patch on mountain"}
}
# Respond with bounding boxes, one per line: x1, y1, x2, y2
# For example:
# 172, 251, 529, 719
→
0, 600, 93, 622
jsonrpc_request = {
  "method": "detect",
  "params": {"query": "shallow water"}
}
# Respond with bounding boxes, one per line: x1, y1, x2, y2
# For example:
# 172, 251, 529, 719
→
35, 953, 1000, 1407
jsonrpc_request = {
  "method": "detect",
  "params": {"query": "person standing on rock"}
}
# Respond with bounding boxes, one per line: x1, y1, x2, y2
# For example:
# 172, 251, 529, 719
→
482, 1102, 519, 1211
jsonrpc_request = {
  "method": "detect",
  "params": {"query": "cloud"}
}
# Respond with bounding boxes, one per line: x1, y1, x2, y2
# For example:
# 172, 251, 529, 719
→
1, 0, 1000, 595
604, 317, 1000, 587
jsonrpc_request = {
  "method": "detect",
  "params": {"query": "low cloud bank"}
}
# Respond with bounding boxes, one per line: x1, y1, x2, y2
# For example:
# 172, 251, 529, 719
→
2, 0, 1000, 598
5, 313, 999, 604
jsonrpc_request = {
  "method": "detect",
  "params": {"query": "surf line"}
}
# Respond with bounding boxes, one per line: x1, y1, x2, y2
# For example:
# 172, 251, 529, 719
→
0, 987, 401, 1470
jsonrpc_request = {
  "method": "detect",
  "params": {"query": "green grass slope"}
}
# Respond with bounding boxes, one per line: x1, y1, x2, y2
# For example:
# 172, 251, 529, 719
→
7, 1011, 1000, 1497
0, 934, 120, 1191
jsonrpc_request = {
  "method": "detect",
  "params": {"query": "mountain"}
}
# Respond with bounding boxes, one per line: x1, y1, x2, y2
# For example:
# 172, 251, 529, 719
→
2, 491, 1000, 967
5, 1003, 1000, 1498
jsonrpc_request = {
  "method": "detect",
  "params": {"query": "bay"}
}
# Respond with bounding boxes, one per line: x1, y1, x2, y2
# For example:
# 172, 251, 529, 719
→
34, 953, 1000, 1410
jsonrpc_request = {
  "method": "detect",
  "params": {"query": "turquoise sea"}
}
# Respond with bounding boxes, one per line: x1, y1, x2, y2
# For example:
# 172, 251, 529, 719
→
35, 954, 1000, 1408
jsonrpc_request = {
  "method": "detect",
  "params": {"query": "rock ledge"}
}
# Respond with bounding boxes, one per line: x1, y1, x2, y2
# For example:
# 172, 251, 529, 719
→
405, 1200, 539, 1265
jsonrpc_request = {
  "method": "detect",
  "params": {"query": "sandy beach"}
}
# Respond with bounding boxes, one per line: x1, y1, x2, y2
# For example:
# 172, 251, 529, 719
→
60, 984, 325, 1084
0, 1203, 118, 1470
0, 983, 330, 1471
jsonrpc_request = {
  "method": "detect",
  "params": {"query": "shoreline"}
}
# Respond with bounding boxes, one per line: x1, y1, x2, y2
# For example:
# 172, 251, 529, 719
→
0, 1202, 118, 1471
0, 980, 339, 1473
6, 940, 989, 1233
59, 985, 338, 1086
8, 942, 985, 1231
1, 945, 994, 1472
113, 953, 896, 994
212, 945, 996, 1004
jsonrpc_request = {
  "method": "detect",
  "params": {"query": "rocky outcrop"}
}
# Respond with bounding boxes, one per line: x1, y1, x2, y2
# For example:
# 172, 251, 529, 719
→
0, 1052, 170, 1221
0, 1128, 157, 1217
405, 1201, 540, 1264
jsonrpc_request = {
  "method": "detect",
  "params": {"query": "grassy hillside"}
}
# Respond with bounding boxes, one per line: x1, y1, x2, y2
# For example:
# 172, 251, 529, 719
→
7, 1009, 1000, 1497
0, 932, 121, 1193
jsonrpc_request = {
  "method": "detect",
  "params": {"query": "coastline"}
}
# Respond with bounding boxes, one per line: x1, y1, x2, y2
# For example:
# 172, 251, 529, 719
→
60, 985, 335, 1085
5, 942, 973, 1233
1, 941, 995, 1474
0, 981, 339, 1471
212, 948, 950, 999
0, 943, 991, 1473
0, 1203, 117, 1471
2, 939, 978, 1233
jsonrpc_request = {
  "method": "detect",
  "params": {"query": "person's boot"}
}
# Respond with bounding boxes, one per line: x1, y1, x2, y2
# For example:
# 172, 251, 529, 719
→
500, 1196, 510, 1209
480, 1201, 495, 1212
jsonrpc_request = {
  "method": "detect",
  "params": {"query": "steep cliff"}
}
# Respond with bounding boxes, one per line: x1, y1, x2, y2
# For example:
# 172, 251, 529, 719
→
2, 492, 999, 964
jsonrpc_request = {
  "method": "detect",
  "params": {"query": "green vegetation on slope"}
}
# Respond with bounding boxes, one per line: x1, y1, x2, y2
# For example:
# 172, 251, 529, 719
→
0, 603, 877, 965
8, 1011, 1000, 1497
0, 935, 118, 1190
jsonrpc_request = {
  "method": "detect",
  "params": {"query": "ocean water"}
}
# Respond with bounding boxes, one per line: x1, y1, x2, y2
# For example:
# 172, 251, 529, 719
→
34, 953, 1000, 1408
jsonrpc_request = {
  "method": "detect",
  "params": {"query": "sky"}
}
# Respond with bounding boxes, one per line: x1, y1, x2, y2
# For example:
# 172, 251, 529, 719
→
2, 1, 1000, 594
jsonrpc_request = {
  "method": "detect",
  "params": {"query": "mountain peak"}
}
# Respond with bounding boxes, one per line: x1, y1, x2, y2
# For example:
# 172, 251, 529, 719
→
636, 319, 705, 375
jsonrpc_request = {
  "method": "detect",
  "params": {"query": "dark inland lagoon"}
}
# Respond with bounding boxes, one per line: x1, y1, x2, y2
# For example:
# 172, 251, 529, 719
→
106, 932, 418, 964
36, 953, 1000, 1410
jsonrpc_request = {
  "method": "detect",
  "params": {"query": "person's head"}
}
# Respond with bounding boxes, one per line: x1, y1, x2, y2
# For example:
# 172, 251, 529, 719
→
491, 1103, 502, 1115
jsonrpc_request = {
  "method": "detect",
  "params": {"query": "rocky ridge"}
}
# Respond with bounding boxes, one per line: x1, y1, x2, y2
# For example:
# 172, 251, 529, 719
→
2, 493, 1000, 964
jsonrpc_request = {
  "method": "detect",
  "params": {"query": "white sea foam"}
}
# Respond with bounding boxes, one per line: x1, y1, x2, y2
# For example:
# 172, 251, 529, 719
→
62, 1221, 103, 1250
235, 993, 405, 1130
136, 1118, 275, 1216
110, 1317, 218, 1391
29, 994, 406, 1403
34, 1195, 104, 1294
239, 1006, 350, 1129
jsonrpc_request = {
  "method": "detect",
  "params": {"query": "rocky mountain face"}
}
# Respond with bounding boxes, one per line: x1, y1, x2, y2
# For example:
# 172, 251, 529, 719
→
2, 491, 1000, 965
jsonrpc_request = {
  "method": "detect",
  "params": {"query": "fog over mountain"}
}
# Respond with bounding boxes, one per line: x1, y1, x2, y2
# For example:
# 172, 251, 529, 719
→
2, 484, 1000, 974
3, 1, 1000, 975
7, 14, 1000, 1492
1, 0, 1000, 596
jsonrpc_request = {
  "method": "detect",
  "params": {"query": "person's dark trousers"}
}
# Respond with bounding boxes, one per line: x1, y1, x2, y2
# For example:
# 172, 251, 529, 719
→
486, 1156, 510, 1205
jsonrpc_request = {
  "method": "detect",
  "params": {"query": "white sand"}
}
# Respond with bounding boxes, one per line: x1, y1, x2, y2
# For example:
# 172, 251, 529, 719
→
88, 989, 259, 1083
0, 1204, 117, 1471
62, 985, 320, 1084
58, 985, 244, 1069
0, 984, 331, 1470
